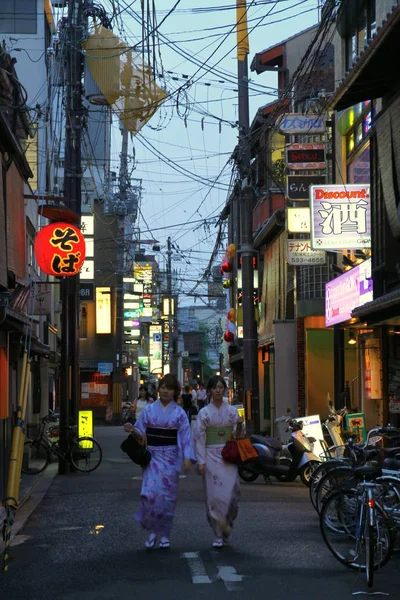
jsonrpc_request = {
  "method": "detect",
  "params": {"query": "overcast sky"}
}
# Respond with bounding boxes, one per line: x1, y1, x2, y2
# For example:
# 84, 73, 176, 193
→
102, 0, 321, 305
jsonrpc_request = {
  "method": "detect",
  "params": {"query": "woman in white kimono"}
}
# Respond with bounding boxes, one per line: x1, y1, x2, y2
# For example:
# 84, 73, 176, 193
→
193, 375, 243, 548
124, 374, 194, 550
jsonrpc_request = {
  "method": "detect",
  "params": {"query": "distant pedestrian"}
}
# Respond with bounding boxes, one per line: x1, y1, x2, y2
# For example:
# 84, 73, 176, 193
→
196, 382, 207, 410
124, 374, 195, 549
181, 385, 193, 421
193, 375, 243, 548
191, 384, 198, 406
132, 386, 154, 422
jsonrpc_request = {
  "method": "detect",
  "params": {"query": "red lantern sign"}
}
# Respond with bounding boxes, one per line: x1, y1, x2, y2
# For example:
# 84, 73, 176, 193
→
224, 331, 234, 343
34, 222, 86, 277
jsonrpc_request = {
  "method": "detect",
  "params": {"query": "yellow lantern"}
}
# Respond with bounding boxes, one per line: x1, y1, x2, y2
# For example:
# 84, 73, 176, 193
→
226, 243, 236, 259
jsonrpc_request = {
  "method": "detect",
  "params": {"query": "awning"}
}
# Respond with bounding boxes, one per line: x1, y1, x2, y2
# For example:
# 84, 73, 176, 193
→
352, 288, 400, 325
331, 5, 400, 111
253, 208, 285, 249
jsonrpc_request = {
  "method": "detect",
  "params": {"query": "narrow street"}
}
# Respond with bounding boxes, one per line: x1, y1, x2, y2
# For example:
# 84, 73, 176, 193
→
1, 426, 399, 600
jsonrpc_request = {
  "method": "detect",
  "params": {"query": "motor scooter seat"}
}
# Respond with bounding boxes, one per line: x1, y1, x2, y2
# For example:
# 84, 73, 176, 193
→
250, 434, 282, 452
383, 457, 400, 471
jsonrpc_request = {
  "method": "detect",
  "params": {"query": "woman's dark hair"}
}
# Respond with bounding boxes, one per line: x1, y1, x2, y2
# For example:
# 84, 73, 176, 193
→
206, 375, 227, 392
158, 373, 181, 400
138, 385, 150, 401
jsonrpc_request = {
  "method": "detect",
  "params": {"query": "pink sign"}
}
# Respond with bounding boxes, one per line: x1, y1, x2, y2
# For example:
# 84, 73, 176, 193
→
325, 260, 373, 326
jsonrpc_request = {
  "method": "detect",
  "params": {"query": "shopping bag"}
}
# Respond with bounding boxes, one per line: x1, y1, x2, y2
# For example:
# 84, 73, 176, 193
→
236, 438, 258, 463
221, 439, 241, 464
120, 433, 151, 467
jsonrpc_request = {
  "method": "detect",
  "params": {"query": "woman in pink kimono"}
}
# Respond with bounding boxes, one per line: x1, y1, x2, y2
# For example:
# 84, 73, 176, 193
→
193, 375, 243, 548
124, 374, 194, 549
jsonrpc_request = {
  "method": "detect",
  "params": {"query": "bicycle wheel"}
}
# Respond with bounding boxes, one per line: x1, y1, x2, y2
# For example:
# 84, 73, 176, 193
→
310, 461, 343, 511
316, 466, 356, 514
21, 439, 51, 475
365, 522, 374, 588
320, 489, 394, 572
70, 437, 102, 473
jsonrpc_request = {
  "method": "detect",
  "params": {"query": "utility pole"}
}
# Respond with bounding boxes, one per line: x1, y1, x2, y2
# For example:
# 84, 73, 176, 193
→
167, 236, 174, 374
60, 0, 84, 473
115, 124, 129, 377
236, 1, 259, 432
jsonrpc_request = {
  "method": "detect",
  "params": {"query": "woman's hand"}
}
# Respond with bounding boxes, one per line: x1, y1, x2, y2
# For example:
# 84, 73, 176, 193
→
124, 423, 141, 439
196, 464, 206, 477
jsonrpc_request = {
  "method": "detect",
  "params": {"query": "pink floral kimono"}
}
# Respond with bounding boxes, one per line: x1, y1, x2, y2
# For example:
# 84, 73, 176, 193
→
193, 401, 242, 539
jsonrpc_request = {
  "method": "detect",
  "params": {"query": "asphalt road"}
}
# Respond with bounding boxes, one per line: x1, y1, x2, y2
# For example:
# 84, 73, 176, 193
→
1, 426, 399, 599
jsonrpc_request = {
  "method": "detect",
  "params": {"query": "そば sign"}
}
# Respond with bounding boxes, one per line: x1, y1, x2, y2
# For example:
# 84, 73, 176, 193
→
34, 222, 86, 276
310, 184, 371, 250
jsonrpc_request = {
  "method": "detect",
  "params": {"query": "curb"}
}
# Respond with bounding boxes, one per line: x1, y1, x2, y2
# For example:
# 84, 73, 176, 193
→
0, 462, 58, 555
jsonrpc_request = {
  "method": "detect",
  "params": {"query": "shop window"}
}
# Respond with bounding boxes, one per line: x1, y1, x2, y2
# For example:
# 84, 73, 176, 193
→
347, 143, 370, 184
344, 0, 376, 71
79, 305, 88, 339
346, 100, 373, 184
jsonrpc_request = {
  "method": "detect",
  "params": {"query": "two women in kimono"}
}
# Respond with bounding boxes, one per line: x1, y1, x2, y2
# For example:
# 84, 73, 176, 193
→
124, 374, 243, 549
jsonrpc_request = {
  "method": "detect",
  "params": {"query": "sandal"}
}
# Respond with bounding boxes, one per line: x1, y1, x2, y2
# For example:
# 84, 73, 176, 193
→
145, 533, 157, 549
213, 538, 224, 548
159, 536, 170, 549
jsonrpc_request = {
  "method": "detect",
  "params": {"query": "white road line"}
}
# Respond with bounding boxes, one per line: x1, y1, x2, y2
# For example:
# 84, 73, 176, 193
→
217, 566, 244, 592
182, 552, 212, 584
211, 551, 245, 591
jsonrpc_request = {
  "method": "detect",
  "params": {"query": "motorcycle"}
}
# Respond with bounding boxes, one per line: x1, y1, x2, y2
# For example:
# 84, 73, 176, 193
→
238, 418, 321, 486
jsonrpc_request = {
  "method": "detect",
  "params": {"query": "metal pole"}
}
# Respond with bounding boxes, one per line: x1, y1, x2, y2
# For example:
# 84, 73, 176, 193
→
167, 236, 174, 374
115, 126, 129, 377
60, 0, 84, 472
237, 38, 260, 432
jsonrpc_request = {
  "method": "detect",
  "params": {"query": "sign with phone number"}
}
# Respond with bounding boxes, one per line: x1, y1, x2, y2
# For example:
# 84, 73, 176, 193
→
287, 239, 326, 266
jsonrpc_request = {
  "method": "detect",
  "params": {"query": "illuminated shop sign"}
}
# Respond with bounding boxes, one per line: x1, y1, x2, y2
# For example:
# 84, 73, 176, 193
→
310, 184, 371, 250
325, 259, 373, 326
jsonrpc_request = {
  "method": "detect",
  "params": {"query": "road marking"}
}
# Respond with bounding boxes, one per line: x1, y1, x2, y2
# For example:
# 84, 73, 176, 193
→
182, 552, 211, 584
217, 566, 244, 591
211, 550, 245, 591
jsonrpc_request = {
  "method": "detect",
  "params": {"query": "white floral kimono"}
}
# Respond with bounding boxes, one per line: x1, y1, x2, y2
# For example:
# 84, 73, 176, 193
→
193, 401, 242, 539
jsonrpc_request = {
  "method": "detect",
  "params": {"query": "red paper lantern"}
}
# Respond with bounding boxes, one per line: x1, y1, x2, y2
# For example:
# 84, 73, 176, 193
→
221, 260, 232, 273
34, 222, 86, 277
224, 331, 234, 343
227, 308, 237, 323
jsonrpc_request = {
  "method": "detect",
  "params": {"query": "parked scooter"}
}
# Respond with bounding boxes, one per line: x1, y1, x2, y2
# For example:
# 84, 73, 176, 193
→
238, 418, 321, 486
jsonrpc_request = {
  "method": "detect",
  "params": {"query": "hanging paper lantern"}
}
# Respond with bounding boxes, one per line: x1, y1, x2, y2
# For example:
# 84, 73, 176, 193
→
34, 222, 86, 277
224, 331, 234, 343
227, 308, 236, 323
219, 266, 224, 276
226, 243, 236, 259
221, 260, 232, 273
223, 279, 232, 289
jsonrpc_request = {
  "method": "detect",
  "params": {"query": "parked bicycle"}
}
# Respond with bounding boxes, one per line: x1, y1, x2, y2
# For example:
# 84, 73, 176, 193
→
311, 426, 400, 513
22, 413, 102, 474
319, 464, 397, 589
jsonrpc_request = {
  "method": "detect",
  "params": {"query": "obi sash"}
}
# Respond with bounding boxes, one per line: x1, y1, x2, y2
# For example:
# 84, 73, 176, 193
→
146, 427, 178, 446
205, 426, 232, 446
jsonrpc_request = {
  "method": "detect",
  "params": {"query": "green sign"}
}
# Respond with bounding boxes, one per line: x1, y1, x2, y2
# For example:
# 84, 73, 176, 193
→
124, 310, 140, 318
345, 413, 367, 443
